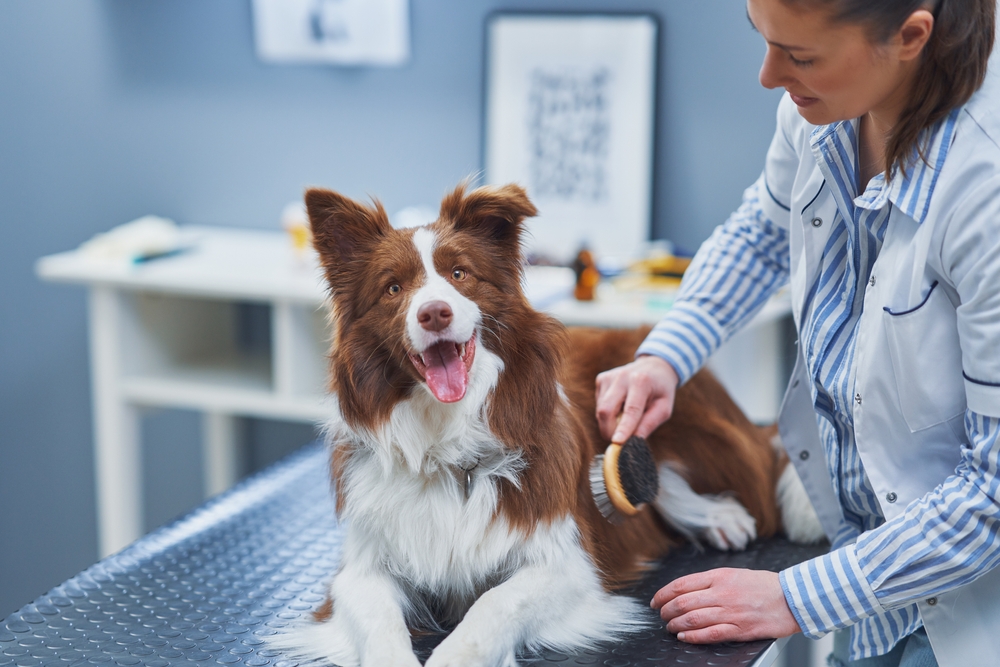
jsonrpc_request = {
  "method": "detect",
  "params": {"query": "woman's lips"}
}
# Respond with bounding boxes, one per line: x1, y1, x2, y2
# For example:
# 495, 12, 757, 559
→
789, 93, 819, 107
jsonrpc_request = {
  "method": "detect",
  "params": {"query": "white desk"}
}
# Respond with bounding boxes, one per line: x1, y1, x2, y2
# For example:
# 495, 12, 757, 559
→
37, 226, 790, 557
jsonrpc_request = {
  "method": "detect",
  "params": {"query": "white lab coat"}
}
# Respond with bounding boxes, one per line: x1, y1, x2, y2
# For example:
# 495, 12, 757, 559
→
770, 62, 1000, 666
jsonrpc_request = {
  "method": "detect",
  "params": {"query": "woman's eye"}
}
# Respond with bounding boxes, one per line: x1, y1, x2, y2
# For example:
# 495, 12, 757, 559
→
452, 268, 468, 281
387, 284, 401, 296
789, 54, 814, 67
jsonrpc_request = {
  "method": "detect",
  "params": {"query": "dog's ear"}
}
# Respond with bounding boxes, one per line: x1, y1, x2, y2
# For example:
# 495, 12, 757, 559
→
305, 188, 391, 265
440, 183, 538, 247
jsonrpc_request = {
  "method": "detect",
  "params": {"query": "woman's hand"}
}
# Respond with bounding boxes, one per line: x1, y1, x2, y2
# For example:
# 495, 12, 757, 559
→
595, 354, 680, 443
651, 568, 801, 643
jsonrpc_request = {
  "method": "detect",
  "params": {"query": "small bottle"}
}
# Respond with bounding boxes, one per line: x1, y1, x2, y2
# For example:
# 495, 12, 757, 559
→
572, 248, 600, 301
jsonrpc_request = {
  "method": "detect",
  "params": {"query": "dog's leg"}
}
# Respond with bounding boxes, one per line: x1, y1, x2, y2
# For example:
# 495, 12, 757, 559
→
270, 564, 421, 667
776, 461, 826, 543
770, 433, 826, 544
653, 462, 758, 550
424, 518, 645, 667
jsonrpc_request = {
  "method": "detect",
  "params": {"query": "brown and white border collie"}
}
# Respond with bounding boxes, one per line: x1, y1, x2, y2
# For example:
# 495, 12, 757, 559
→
272, 183, 821, 667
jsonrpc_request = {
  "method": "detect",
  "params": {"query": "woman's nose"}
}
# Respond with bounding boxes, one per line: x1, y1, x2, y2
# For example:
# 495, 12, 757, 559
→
758, 46, 787, 90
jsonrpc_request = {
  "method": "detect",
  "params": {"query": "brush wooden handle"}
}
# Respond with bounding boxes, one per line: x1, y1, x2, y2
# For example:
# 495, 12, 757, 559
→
602, 443, 640, 517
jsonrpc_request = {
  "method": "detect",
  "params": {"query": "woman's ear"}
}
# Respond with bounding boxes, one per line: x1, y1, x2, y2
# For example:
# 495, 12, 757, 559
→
896, 8, 934, 62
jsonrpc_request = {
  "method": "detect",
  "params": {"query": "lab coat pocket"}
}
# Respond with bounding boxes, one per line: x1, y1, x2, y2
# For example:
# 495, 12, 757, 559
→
883, 282, 966, 432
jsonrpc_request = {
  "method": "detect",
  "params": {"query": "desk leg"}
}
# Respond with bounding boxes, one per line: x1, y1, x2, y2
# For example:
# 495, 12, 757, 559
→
709, 317, 787, 424
89, 287, 142, 558
202, 412, 241, 497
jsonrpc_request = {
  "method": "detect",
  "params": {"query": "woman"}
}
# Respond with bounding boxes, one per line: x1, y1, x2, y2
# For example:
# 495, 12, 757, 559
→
595, 1, 998, 665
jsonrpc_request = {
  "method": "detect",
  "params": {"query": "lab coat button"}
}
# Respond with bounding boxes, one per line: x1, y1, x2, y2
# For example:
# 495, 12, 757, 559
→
869, 275, 876, 287
855, 393, 862, 405
811, 217, 823, 228
799, 450, 810, 461
926, 597, 937, 606
886, 492, 898, 503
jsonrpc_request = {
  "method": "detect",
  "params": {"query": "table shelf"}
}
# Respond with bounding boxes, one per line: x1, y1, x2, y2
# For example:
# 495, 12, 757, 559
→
121, 377, 329, 422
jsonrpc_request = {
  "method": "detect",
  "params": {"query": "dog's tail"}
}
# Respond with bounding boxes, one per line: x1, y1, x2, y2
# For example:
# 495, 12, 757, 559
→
766, 428, 826, 544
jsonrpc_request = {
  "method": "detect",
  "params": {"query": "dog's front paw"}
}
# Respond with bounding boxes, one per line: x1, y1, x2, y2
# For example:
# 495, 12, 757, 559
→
701, 495, 757, 551
425, 635, 517, 667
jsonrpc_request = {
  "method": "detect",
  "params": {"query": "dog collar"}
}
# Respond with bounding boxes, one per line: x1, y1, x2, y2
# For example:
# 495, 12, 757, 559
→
460, 460, 479, 501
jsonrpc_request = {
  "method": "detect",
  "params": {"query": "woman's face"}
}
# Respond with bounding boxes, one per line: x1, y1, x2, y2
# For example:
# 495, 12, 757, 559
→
747, 0, 916, 126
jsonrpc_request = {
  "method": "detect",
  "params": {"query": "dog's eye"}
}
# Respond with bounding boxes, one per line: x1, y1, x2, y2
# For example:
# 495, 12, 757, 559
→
386, 284, 401, 296
452, 268, 468, 281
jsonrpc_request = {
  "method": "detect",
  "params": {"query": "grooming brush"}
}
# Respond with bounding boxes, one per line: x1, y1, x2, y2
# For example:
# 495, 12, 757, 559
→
589, 435, 660, 524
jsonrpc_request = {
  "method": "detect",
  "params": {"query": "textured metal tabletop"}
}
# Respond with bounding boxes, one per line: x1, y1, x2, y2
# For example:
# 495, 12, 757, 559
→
1, 443, 828, 667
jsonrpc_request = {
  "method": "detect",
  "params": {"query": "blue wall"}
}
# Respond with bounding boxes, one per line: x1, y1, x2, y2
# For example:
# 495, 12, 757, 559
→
0, 0, 782, 616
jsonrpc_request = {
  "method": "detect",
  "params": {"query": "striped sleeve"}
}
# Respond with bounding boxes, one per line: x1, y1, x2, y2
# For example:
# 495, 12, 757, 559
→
854, 411, 1000, 605
781, 412, 1000, 636
636, 175, 791, 383
780, 544, 886, 638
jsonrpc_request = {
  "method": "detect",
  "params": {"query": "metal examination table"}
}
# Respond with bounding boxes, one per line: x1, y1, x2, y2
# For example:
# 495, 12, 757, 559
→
1, 443, 828, 667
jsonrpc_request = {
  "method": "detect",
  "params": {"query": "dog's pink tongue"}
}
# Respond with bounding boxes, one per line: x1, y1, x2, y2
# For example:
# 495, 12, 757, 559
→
423, 341, 467, 403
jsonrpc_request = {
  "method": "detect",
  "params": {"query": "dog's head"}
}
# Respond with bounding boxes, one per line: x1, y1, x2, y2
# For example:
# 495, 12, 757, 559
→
308, 183, 544, 429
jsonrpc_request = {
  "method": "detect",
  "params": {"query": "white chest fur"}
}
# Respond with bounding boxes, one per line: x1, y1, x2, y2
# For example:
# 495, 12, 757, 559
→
332, 341, 529, 595
339, 445, 526, 596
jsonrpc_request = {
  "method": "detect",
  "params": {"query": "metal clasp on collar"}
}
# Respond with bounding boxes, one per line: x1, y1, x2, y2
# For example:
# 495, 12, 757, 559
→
460, 461, 479, 501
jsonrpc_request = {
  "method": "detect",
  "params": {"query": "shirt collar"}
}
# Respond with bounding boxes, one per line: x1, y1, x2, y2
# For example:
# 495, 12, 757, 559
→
808, 107, 961, 223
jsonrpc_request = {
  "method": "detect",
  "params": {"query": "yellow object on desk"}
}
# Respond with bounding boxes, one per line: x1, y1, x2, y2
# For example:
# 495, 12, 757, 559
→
610, 251, 691, 292
612, 274, 682, 291
281, 201, 313, 257
630, 253, 692, 279
285, 222, 312, 254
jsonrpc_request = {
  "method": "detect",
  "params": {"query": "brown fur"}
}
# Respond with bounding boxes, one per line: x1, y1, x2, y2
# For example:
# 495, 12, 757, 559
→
312, 597, 333, 623
561, 326, 783, 582
306, 182, 785, 600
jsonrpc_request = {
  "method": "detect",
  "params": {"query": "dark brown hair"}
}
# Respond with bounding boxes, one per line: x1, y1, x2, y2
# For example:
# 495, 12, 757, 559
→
785, 0, 995, 178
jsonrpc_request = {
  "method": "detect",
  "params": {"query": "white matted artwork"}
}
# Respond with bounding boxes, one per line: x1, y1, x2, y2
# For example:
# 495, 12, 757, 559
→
251, 0, 409, 66
485, 14, 658, 263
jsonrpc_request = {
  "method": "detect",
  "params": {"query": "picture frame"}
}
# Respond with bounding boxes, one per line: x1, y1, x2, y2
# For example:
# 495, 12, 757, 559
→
484, 13, 658, 264
251, 0, 410, 66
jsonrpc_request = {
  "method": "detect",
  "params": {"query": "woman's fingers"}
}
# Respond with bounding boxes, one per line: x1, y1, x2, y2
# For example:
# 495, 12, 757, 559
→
675, 624, 744, 644
635, 396, 675, 439
596, 355, 680, 442
651, 570, 717, 609
651, 569, 801, 644
595, 370, 628, 440
612, 375, 653, 443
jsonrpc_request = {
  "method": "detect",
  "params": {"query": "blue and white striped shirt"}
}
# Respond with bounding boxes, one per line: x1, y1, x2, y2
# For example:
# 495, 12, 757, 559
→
638, 108, 1000, 659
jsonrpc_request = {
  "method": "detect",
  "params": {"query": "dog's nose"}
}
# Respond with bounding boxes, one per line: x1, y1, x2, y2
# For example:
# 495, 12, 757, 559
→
417, 301, 453, 332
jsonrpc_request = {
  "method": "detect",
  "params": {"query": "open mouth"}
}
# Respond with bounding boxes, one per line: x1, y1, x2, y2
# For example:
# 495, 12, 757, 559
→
408, 335, 477, 403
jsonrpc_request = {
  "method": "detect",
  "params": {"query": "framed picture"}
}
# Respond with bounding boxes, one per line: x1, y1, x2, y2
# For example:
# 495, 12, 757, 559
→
251, 0, 410, 66
484, 13, 658, 264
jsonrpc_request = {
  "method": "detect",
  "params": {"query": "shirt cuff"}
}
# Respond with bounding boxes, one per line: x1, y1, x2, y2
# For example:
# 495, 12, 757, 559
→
779, 545, 887, 639
635, 301, 724, 384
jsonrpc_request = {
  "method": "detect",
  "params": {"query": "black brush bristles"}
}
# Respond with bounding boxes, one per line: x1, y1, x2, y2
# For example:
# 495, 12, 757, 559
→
618, 435, 659, 507
590, 435, 660, 523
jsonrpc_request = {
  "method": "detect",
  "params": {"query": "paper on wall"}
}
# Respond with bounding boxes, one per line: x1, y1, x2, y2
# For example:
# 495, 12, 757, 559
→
251, 0, 409, 66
